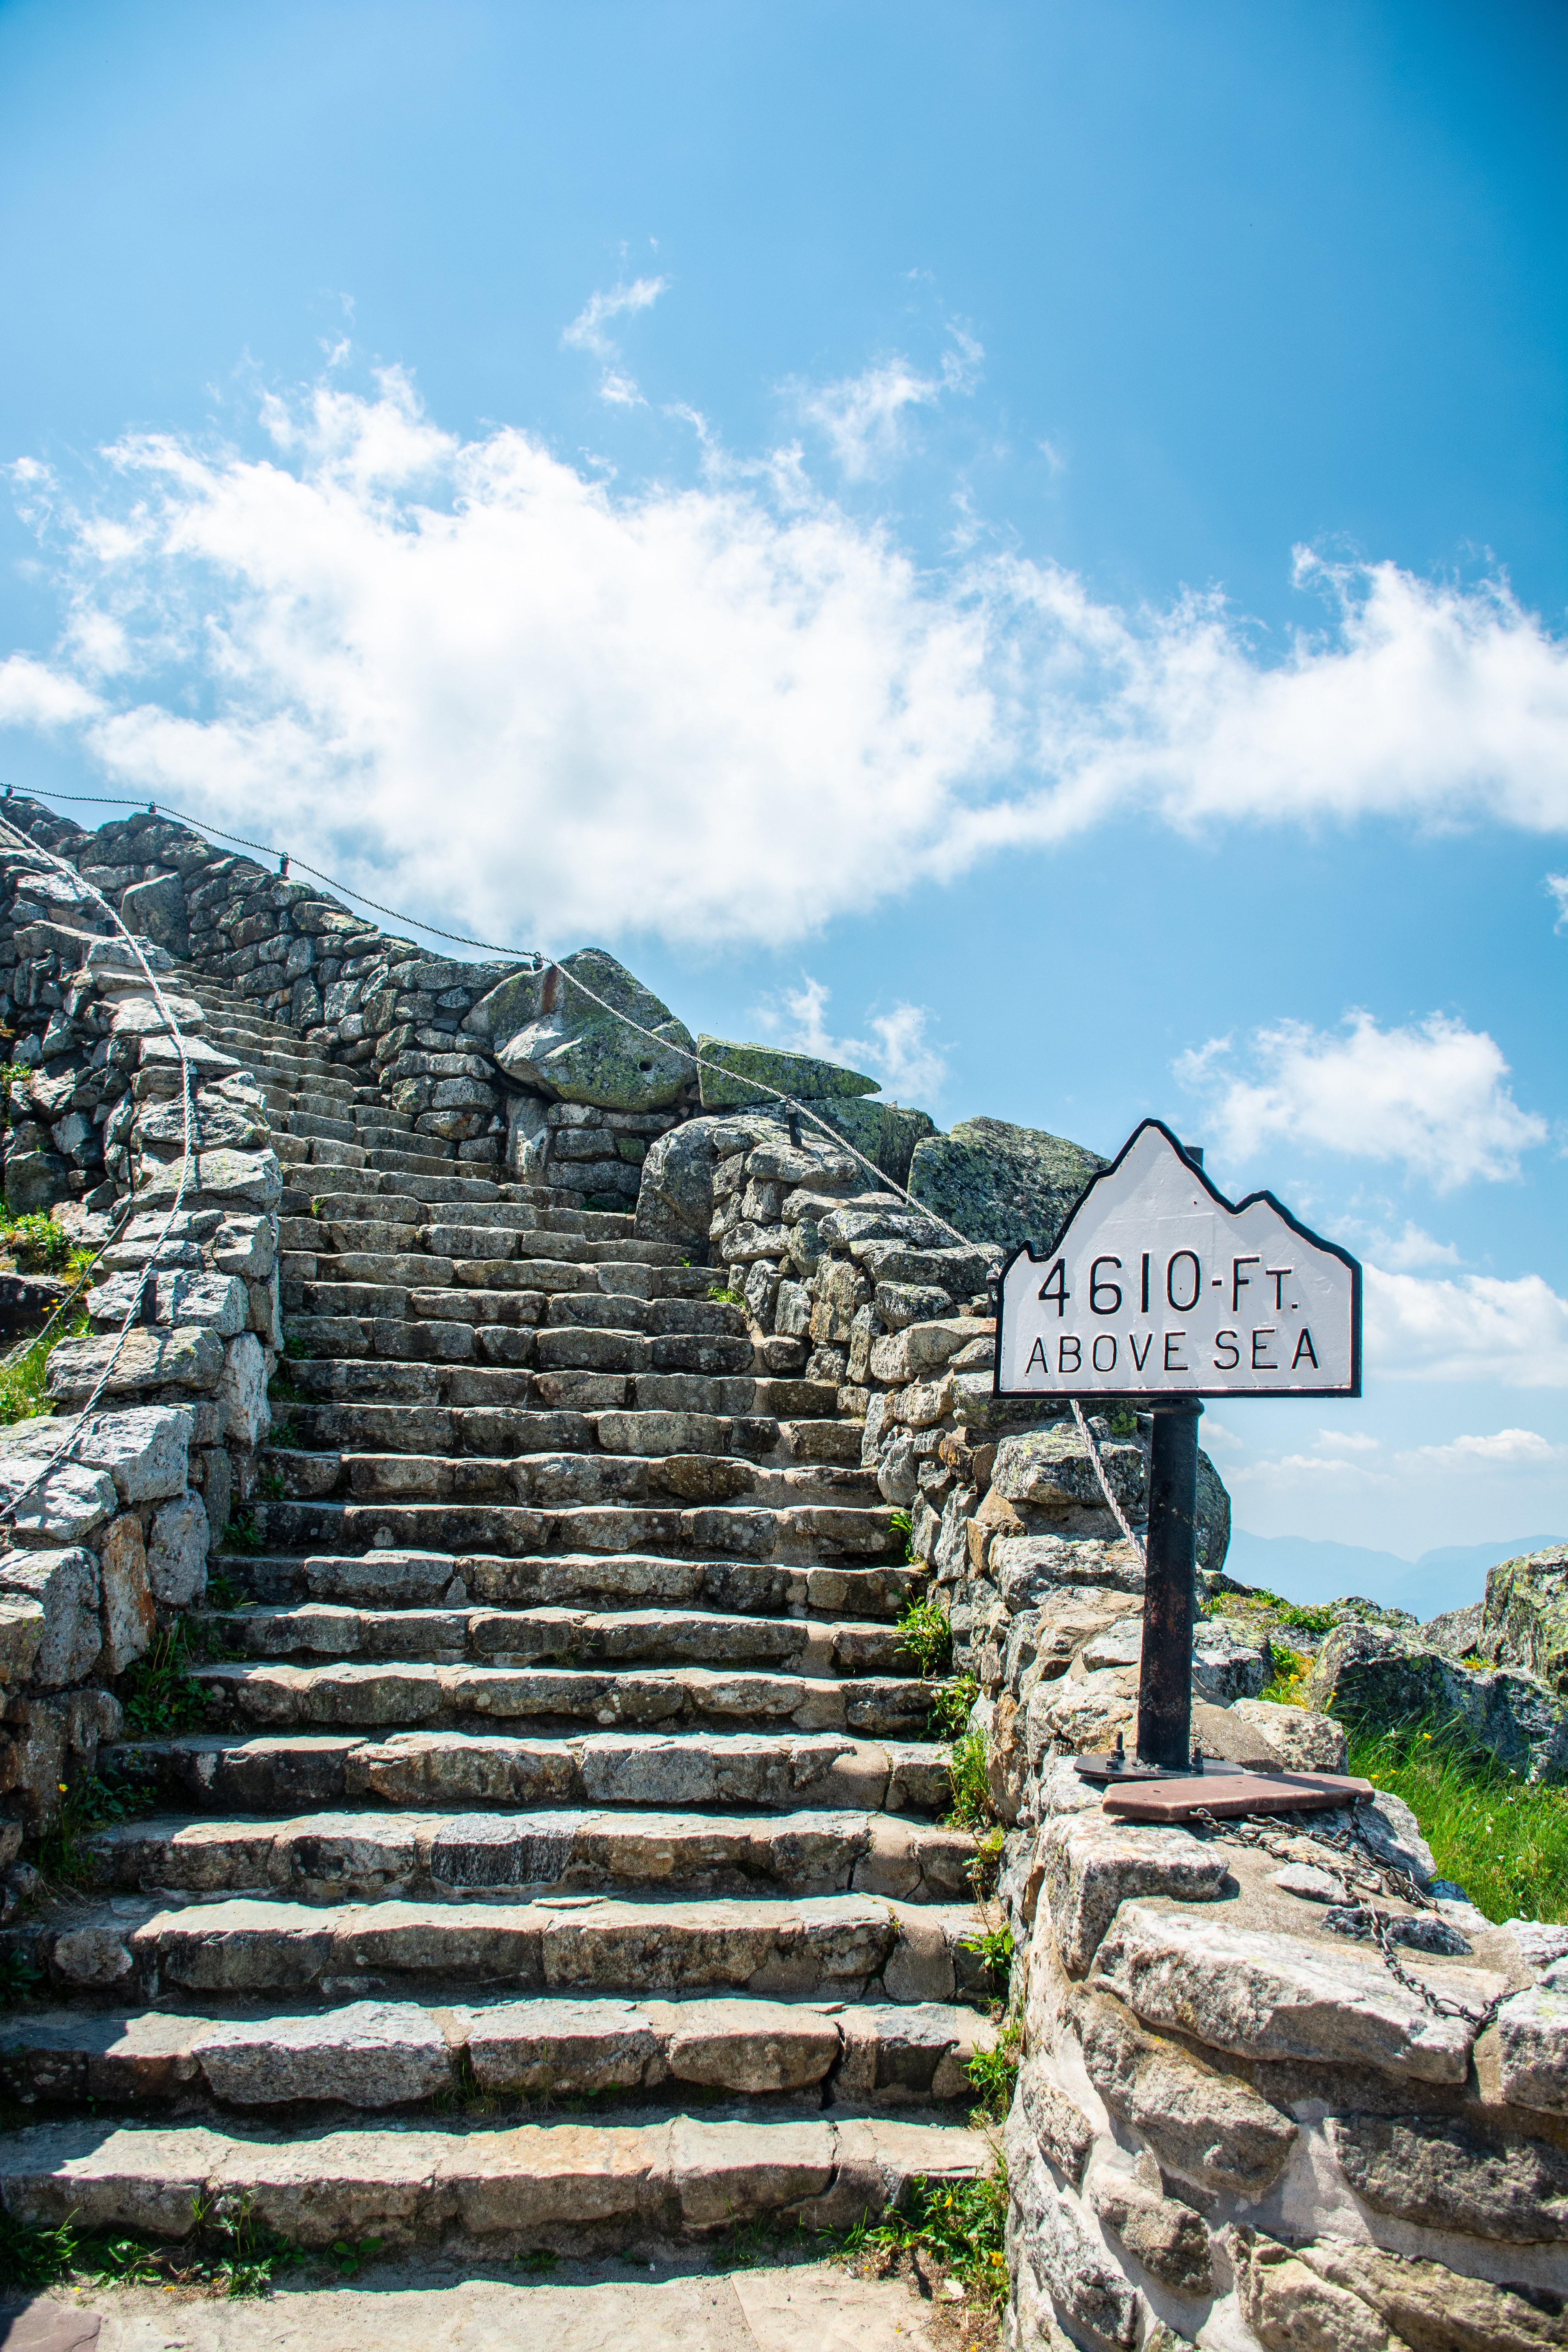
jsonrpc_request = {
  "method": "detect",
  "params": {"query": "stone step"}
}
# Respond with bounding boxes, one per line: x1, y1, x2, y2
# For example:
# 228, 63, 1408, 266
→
190, 1657, 934, 1740
218, 1547, 919, 1621
204, 1599, 912, 1674
84, 1803, 973, 1904
230, 1494, 897, 1563
282, 1362, 533, 1406
105, 1726, 952, 1817
277, 1449, 879, 1510
0, 2112, 986, 2249
285, 1112, 366, 1146
279, 1360, 839, 1422
363, 1148, 464, 1178
124, 1890, 985, 2006
0, 1993, 994, 2111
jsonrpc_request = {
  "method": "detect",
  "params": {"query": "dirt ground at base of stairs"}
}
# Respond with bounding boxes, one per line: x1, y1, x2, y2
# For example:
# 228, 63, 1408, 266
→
0, 2249, 999, 2352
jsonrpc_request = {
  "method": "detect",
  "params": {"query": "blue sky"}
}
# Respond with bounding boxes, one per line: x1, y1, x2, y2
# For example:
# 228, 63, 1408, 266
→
1, 0, 1565, 1569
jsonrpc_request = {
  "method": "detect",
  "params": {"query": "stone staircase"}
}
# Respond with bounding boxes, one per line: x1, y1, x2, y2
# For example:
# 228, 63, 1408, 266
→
4, 978, 992, 2256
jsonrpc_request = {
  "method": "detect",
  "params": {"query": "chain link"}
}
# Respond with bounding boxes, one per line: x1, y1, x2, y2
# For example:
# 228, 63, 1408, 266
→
1187, 1803, 1506, 2032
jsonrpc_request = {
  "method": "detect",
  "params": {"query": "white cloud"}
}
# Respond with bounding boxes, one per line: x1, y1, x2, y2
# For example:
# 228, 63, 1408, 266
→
562, 276, 669, 406
1226, 1451, 1392, 1490
1177, 1011, 1546, 1190
1393, 1428, 1565, 1473
1343, 1218, 1462, 1271
799, 327, 983, 478
3, 368, 1568, 952
755, 975, 950, 1102
1315, 1428, 1380, 1453
1548, 873, 1568, 931
0, 655, 100, 729
1367, 1263, 1568, 1386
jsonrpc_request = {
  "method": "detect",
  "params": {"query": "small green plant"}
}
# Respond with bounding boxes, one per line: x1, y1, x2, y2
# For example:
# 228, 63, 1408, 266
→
328, 2234, 384, 2279
967, 2014, 1021, 2121
0, 1302, 90, 1428
1106, 1409, 1138, 1437
222, 1510, 265, 1554
928, 1672, 978, 1741
885, 1506, 914, 1566
1259, 1643, 1311, 1706
1273, 1600, 1341, 1634
838, 2166, 1010, 2311
267, 1367, 304, 1404
257, 1469, 286, 1500
122, 1622, 210, 1736
893, 1593, 951, 1678
0, 1950, 43, 2007
946, 1727, 994, 1832
707, 1285, 746, 1307
963, 1920, 1015, 1993
518, 2248, 559, 2273
281, 1329, 313, 1361
205, 1567, 247, 1610
0, 2208, 80, 2287
0, 1210, 72, 1272
35, 1773, 141, 1884
967, 1822, 1005, 1899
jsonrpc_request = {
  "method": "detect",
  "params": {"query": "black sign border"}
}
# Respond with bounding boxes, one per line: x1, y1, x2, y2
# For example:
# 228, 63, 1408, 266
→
992, 1117, 1363, 1402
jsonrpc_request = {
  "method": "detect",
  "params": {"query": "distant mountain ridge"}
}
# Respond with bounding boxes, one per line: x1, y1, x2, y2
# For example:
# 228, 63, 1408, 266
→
1224, 1529, 1561, 1622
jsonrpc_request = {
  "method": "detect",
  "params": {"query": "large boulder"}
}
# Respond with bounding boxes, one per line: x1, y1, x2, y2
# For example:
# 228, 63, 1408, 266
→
695, 1035, 879, 1111
482, 950, 696, 1112
794, 1096, 936, 1187
1479, 1543, 1568, 1693
1303, 1620, 1568, 1782
634, 1116, 725, 1247
118, 872, 188, 955
907, 1116, 1105, 1256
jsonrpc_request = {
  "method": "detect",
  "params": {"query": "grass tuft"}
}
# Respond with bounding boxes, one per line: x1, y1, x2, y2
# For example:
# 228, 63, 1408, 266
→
122, 1621, 212, 1737
966, 2016, 1021, 2121
893, 1593, 951, 1678
1259, 1643, 1312, 1705
1350, 1718, 1568, 1925
0, 1302, 90, 1428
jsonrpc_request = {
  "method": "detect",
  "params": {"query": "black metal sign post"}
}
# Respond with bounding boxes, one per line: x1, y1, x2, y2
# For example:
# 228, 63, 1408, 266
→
990, 1121, 1363, 1791
1136, 1399, 1202, 1771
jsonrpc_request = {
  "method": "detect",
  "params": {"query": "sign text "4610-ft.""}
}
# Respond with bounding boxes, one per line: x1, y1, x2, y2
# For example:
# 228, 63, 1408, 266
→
995, 1121, 1361, 1401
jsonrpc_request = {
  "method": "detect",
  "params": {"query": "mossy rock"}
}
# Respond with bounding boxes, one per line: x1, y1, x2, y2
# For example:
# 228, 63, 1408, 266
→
907, 1116, 1105, 1256
695, 1035, 879, 1110
491, 949, 696, 1112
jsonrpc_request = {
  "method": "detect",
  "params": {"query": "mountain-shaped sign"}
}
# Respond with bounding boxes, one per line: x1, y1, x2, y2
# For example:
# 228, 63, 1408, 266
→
995, 1119, 1361, 1400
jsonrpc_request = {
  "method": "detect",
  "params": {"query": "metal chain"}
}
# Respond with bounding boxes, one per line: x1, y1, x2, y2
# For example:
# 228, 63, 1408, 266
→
1070, 1397, 1146, 1559
1189, 1804, 1506, 2031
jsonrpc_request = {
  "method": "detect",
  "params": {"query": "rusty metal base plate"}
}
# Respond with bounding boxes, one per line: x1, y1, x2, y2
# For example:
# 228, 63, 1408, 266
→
1101, 1768, 1375, 1822
1074, 1751, 1248, 1786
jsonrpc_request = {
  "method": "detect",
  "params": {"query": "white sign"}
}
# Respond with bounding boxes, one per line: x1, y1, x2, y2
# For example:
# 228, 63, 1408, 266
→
996, 1120, 1361, 1400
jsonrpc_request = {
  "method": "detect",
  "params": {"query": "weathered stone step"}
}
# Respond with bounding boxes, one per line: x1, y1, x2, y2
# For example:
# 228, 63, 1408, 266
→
280, 1360, 839, 1422
280, 1448, 878, 1510
204, 1599, 911, 1672
220, 1546, 918, 1621
105, 1726, 952, 1817
226, 1494, 895, 1565
284, 1361, 533, 1407
191, 1657, 934, 1740
85, 1803, 972, 1904
0, 2111, 985, 2248
0, 1993, 994, 2110
127, 1890, 984, 2006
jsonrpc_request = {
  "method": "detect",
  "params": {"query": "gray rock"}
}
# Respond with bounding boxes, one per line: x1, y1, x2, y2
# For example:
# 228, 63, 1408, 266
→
635, 1117, 721, 1245
53, 1926, 133, 1985
1327, 2110, 1568, 2242
1493, 1985, 1568, 2115
194, 2000, 453, 2106
1304, 1621, 1568, 1782
0, 1594, 45, 1685
1191, 1617, 1268, 1704
1194, 1447, 1232, 1576
1097, 1901, 1479, 2081
495, 950, 697, 1111
873, 1282, 952, 1331
694, 1036, 878, 1111
795, 1097, 936, 1188
1089, 2165, 1213, 2294
1230, 1698, 1348, 1773
1040, 1813, 1230, 1976
147, 1494, 210, 1608
118, 872, 188, 952
0, 1443, 118, 1546
1073, 1990, 1299, 2195
992, 1426, 1146, 1521
1422, 1599, 1484, 1657
1228, 2230, 1401, 2352
1298, 2241, 1568, 2352
219, 1333, 270, 1448
0, 1547, 101, 1687
1478, 1543, 1568, 1691
907, 1116, 1105, 1257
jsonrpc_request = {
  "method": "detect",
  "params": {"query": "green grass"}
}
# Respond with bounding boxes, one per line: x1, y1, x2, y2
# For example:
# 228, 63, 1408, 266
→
221, 1510, 265, 1553
122, 1622, 212, 1737
0, 1302, 90, 1428
946, 1729, 994, 1832
706, 1285, 746, 1307
35, 1773, 148, 1885
967, 1823, 1005, 1899
893, 1593, 951, 1678
1348, 1720, 1568, 1924
1259, 1644, 1312, 1705
885, 1507, 914, 1567
0, 2195, 304, 2299
966, 2018, 1020, 2122
841, 2167, 1010, 2311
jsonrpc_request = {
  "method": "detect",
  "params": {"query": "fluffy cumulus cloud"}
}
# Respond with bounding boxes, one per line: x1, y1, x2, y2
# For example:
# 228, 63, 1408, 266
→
1366, 1264, 1568, 1386
753, 975, 949, 1101
561, 276, 670, 406
797, 328, 984, 478
1393, 1427, 1564, 1473
1178, 1012, 1547, 1190
6, 369, 1568, 951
